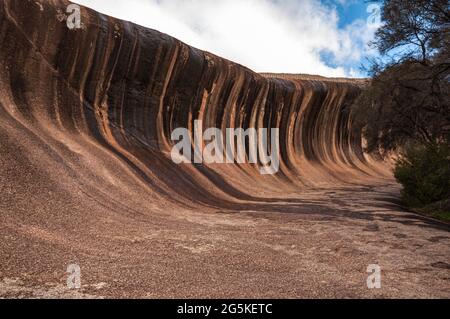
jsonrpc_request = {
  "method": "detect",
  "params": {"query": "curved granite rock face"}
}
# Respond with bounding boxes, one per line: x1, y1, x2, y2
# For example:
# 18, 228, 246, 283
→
0, 0, 392, 209
8, 1, 450, 299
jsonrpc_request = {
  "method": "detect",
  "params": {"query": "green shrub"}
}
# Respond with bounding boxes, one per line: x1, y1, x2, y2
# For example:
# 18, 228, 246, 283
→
394, 143, 450, 209
418, 200, 450, 222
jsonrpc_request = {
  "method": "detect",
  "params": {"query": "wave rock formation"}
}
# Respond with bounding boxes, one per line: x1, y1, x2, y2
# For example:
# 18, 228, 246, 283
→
1, 0, 448, 298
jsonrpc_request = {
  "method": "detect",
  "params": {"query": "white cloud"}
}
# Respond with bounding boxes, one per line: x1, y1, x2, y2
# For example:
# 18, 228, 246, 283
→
73, 0, 376, 78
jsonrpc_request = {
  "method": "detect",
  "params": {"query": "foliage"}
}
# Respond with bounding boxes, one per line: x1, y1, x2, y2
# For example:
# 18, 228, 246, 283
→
353, 0, 450, 154
354, 1, 450, 220
394, 143, 450, 209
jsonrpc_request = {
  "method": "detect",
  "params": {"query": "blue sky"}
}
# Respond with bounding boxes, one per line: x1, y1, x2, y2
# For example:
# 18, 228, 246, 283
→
330, 0, 370, 28
75, 0, 381, 78
321, 0, 380, 74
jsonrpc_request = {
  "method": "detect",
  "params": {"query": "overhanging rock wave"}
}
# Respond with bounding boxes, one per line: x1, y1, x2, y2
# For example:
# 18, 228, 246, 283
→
0, 0, 393, 211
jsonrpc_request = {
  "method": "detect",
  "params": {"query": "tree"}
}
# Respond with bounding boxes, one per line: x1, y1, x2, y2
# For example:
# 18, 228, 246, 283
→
354, 0, 450, 215
353, 0, 450, 154
370, 0, 449, 65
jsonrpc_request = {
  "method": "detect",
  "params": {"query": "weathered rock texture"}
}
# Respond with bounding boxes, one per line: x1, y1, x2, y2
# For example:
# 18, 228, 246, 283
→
0, 0, 449, 298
